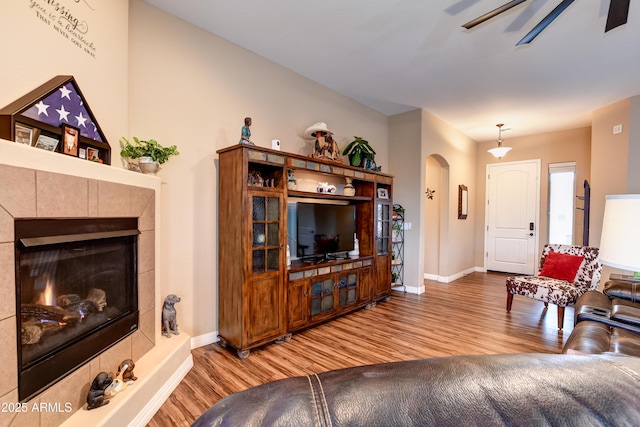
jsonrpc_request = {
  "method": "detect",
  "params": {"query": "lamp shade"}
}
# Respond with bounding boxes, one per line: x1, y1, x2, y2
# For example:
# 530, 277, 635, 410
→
487, 146, 512, 158
598, 194, 640, 271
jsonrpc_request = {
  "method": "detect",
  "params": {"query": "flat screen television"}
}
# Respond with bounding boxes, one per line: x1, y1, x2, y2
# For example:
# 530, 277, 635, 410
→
296, 202, 355, 259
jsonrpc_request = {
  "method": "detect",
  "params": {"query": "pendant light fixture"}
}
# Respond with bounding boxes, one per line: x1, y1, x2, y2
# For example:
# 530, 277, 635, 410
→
487, 123, 512, 159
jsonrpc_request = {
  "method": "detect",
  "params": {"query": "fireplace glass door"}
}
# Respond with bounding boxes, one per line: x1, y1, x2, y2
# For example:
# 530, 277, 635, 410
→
15, 218, 139, 401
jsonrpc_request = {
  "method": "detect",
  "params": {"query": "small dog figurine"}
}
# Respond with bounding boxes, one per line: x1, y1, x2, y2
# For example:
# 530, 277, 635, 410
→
86, 372, 113, 410
118, 358, 137, 383
162, 294, 181, 338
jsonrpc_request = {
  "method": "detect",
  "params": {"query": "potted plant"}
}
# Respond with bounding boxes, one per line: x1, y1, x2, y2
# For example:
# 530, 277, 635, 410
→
391, 272, 399, 284
120, 137, 179, 174
342, 136, 376, 169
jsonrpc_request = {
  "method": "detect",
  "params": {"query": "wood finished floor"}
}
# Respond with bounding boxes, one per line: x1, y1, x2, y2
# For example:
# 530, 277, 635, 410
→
148, 272, 575, 426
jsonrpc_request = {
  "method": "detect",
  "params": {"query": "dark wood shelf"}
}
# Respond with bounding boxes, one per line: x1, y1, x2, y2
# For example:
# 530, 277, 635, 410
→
287, 190, 371, 202
288, 256, 374, 273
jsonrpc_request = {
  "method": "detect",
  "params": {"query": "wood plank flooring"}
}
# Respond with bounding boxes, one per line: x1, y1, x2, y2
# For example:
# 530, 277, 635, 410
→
148, 272, 574, 426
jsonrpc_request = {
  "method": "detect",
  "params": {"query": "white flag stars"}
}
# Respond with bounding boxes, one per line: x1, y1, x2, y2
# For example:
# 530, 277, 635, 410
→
56, 105, 70, 122
20, 78, 103, 142
59, 85, 72, 100
75, 112, 88, 128
35, 101, 50, 117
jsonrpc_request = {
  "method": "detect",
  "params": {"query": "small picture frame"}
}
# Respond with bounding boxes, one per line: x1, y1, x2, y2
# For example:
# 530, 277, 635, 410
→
377, 188, 389, 199
14, 124, 33, 145
86, 147, 100, 162
34, 134, 59, 152
78, 147, 86, 160
61, 124, 80, 156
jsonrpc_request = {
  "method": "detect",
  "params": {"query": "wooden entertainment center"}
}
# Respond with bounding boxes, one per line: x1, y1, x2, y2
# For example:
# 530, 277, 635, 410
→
217, 144, 393, 358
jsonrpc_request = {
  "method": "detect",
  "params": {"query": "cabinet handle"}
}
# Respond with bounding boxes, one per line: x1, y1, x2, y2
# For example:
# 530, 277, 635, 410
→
303, 291, 308, 296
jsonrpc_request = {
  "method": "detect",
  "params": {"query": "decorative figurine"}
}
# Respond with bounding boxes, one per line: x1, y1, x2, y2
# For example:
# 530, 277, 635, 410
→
317, 182, 337, 194
86, 372, 113, 410
118, 359, 137, 383
287, 169, 297, 190
303, 122, 343, 163
104, 370, 128, 399
348, 233, 360, 259
162, 294, 181, 338
239, 117, 255, 145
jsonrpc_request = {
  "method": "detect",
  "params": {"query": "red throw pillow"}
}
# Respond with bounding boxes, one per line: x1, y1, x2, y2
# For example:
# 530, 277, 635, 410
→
539, 251, 585, 282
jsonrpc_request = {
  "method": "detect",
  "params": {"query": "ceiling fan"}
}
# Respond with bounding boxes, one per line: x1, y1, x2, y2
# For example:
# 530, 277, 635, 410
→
463, 0, 630, 45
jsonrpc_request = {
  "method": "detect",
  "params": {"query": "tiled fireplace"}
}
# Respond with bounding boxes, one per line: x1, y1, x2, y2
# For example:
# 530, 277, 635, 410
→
16, 217, 140, 401
0, 160, 157, 426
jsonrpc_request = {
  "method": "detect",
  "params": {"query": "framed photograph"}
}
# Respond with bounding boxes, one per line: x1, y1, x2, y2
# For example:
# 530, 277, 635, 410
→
86, 147, 100, 162
61, 124, 80, 156
458, 184, 468, 220
377, 188, 389, 199
78, 147, 86, 159
14, 124, 33, 145
34, 134, 59, 152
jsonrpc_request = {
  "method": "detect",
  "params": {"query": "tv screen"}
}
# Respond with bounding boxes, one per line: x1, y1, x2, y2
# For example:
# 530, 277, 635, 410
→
296, 202, 355, 258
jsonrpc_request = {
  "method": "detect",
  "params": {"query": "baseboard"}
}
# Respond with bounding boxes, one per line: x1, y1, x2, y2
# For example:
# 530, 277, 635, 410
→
398, 284, 425, 294
424, 267, 477, 283
191, 331, 218, 349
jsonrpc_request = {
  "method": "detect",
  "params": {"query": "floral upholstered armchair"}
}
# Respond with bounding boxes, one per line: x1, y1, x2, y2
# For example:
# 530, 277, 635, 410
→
506, 244, 602, 330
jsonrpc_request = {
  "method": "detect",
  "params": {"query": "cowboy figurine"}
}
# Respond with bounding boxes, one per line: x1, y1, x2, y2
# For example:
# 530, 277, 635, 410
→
303, 122, 343, 163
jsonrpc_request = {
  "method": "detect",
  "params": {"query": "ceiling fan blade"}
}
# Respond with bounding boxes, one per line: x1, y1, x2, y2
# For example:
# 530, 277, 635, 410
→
462, 0, 528, 29
605, 0, 630, 32
516, 0, 575, 45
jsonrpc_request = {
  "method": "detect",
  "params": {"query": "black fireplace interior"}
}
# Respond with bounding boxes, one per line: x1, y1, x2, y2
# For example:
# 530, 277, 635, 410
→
15, 218, 139, 401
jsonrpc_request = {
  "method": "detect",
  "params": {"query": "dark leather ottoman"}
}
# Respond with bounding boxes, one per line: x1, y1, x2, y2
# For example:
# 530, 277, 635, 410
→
192, 353, 640, 426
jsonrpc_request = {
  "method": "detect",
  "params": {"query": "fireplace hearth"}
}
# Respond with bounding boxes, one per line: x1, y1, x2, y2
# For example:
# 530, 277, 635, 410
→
16, 218, 139, 401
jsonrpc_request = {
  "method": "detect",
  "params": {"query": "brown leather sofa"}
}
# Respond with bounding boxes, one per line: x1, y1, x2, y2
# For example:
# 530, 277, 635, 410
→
192, 353, 640, 426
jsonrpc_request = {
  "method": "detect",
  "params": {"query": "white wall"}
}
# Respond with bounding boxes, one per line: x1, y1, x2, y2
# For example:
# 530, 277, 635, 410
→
421, 110, 477, 279
390, 109, 477, 286
128, 0, 390, 337
389, 110, 424, 289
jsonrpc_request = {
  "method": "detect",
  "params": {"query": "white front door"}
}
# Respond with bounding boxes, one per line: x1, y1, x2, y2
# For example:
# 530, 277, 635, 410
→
485, 160, 540, 274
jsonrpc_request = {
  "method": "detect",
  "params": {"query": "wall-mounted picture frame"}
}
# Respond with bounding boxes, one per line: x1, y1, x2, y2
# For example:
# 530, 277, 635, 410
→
14, 123, 33, 145
458, 184, 468, 220
377, 188, 389, 199
61, 124, 80, 156
79, 147, 86, 160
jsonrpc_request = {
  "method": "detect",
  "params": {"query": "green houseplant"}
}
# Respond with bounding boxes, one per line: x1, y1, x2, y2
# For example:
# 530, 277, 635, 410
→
120, 137, 179, 173
342, 136, 376, 168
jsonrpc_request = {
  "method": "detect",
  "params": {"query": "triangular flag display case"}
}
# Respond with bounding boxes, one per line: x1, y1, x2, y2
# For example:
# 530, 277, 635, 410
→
0, 75, 111, 165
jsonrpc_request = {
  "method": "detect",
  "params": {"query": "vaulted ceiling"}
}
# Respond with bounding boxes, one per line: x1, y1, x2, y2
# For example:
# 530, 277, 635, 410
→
143, 0, 640, 141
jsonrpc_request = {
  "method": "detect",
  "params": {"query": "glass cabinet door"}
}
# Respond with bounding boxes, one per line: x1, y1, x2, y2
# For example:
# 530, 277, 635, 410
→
338, 272, 358, 307
310, 277, 335, 317
251, 194, 281, 274
377, 202, 390, 255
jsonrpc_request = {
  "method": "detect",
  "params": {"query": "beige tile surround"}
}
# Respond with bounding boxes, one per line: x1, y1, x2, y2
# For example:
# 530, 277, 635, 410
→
0, 164, 156, 427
